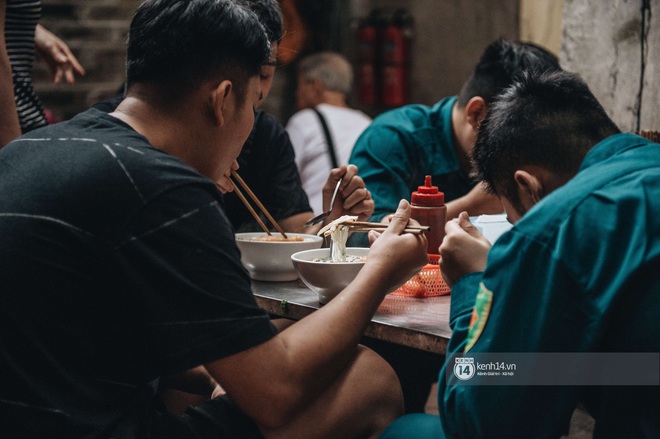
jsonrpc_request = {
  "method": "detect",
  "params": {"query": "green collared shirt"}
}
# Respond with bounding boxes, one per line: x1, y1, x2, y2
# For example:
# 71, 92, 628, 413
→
349, 97, 472, 219
439, 133, 660, 438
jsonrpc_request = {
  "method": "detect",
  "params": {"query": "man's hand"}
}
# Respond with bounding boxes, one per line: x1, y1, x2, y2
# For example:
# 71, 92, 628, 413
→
439, 211, 491, 287
365, 199, 429, 293
322, 165, 374, 224
215, 160, 239, 193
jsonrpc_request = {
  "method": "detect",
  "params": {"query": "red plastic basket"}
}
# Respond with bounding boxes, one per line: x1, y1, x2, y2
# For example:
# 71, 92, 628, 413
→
390, 254, 451, 297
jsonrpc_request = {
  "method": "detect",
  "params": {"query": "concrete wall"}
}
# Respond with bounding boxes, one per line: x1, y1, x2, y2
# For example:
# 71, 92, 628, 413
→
519, 0, 563, 56
339, 0, 519, 118
561, 0, 658, 132
34, 0, 520, 122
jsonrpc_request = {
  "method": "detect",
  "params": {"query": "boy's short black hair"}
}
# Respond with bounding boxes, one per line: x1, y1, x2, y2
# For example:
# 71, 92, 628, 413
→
472, 70, 621, 212
240, 0, 283, 43
457, 39, 561, 107
126, 0, 270, 105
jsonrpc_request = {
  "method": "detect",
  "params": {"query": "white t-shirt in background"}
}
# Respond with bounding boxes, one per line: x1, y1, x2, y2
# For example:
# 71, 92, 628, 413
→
286, 103, 372, 214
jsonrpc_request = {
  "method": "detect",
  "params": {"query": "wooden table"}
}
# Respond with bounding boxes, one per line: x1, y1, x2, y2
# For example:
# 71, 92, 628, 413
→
252, 279, 452, 354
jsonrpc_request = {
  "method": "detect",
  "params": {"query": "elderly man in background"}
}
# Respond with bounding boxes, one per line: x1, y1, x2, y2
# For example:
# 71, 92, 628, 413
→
286, 51, 372, 214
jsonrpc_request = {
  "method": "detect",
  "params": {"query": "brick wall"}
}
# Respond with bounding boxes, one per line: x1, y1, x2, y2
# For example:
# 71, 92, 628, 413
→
34, 0, 141, 122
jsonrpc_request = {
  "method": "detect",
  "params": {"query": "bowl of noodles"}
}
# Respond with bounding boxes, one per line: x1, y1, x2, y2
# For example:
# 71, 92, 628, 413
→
291, 247, 369, 304
235, 232, 324, 281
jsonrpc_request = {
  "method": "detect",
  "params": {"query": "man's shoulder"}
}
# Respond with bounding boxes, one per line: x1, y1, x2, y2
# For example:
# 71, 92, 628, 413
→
12, 108, 208, 195
254, 108, 285, 131
371, 96, 454, 125
250, 108, 289, 144
318, 104, 372, 125
285, 108, 316, 128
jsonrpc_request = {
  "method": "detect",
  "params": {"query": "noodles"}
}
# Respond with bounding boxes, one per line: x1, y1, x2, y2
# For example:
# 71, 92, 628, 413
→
316, 215, 359, 262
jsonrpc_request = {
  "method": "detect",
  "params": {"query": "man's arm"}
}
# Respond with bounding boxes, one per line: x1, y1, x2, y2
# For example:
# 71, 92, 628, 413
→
437, 213, 588, 438
204, 200, 428, 430
445, 182, 503, 220
281, 164, 374, 234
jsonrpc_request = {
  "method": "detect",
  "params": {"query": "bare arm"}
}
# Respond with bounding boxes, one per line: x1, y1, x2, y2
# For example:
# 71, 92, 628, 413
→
204, 200, 427, 429
0, 0, 21, 147
220, 163, 375, 235
160, 365, 219, 396
369, 182, 503, 230
446, 182, 503, 220
283, 164, 375, 234
34, 24, 85, 84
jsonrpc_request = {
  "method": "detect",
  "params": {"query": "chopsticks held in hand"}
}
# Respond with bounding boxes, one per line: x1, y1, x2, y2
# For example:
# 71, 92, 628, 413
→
343, 221, 429, 235
221, 170, 288, 239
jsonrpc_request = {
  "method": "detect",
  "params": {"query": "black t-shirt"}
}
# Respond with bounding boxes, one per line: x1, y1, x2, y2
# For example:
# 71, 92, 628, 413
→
224, 109, 312, 232
0, 108, 276, 437
93, 98, 312, 233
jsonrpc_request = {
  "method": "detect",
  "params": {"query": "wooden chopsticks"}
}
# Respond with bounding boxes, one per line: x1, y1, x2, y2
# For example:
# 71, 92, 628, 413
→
343, 221, 430, 235
219, 170, 288, 239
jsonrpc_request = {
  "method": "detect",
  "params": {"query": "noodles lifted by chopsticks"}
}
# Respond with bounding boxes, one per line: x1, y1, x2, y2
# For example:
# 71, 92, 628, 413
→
316, 215, 430, 262
318, 216, 430, 236
317, 215, 358, 261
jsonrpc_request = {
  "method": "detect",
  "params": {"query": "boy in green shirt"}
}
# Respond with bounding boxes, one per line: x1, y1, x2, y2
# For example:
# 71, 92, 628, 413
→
382, 71, 660, 438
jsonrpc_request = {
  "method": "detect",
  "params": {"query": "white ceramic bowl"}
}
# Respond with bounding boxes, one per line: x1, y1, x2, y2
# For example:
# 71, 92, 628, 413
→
235, 232, 324, 281
291, 247, 369, 304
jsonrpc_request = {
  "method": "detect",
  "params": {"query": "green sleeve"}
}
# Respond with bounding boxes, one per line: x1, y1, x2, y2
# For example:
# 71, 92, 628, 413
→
437, 231, 591, 438
349, 124, 420, 222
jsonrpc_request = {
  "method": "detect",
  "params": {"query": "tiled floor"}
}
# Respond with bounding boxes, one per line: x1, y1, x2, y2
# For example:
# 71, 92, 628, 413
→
424, 382, 595, 438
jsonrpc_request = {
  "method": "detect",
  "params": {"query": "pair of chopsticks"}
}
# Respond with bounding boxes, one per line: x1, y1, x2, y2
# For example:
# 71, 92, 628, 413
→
220, 170, 288, 239
343, 221, 430, 235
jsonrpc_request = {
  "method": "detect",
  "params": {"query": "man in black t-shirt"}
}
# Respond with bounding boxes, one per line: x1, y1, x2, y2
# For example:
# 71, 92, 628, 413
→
218, 0, 373, 235
95, 0, 373, 237
0, 1, 428, 438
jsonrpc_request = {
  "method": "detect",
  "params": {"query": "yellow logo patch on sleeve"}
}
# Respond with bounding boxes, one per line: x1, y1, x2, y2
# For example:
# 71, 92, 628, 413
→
464, 282, 493, 353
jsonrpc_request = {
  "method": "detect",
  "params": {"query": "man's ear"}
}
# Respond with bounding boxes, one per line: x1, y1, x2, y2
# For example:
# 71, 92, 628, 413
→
514, 169, 543, 208
465, 96, 487, 131
208, 80, 233, 126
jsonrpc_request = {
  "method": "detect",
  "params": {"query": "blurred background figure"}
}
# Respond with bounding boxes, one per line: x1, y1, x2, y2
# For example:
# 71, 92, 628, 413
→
1, 0, 85, 147
219, 2, 373, 235
286, 51, 372, 214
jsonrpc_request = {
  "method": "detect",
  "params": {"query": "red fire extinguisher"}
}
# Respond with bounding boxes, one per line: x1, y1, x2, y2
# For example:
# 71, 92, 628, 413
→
355, 15, 378, 106
379, 9, 412, 108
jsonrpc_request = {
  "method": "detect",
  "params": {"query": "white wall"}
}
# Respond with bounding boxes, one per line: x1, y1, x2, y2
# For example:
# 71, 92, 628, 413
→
561, 0, 658, 132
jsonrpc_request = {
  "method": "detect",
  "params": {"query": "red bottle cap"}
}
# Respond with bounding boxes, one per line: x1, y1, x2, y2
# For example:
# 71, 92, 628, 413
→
411, 175, 445, 206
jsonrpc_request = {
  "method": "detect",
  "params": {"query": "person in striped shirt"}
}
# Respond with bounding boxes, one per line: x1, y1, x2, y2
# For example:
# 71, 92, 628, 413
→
1, 0, 85, 147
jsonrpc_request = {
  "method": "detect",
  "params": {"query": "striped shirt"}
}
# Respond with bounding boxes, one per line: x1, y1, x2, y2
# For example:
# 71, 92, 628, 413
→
4, 0, 47, 133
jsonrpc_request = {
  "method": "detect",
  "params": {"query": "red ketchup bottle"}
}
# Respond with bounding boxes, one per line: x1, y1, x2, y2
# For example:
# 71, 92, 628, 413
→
410, 175, 446, 255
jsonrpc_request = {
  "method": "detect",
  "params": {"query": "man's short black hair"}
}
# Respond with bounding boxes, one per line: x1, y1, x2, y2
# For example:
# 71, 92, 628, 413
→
457, 39, 561, 107
472, 70, 621, 212
126, 0, 270, 105
240, 0, 283, 43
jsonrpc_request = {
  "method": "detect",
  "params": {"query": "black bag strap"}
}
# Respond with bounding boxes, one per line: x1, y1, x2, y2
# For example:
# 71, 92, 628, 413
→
313, 107, 339, 169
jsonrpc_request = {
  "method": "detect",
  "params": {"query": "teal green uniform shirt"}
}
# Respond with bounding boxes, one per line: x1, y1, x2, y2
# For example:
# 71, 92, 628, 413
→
438, 133, 660, 438
349, 97, 473, 246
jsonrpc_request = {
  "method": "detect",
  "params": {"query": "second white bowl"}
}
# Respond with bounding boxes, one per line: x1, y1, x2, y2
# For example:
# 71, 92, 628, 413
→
291, 247, 369, 304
